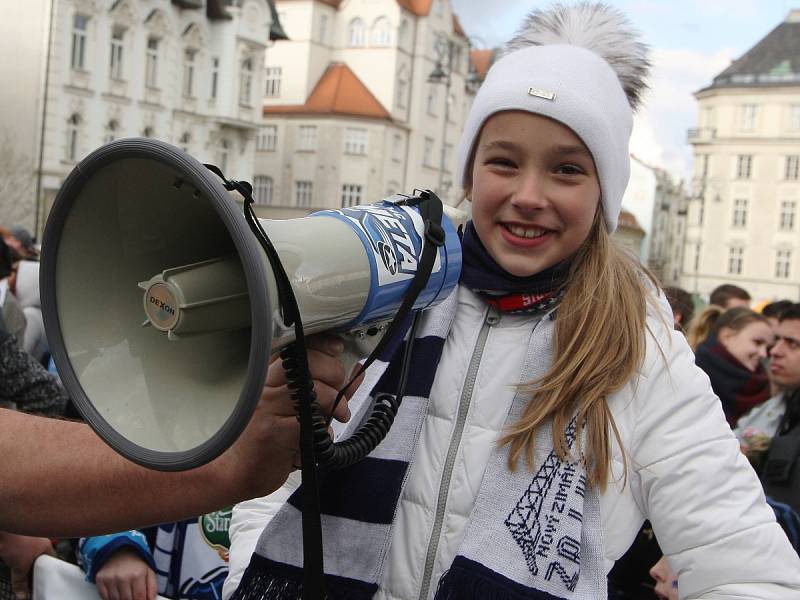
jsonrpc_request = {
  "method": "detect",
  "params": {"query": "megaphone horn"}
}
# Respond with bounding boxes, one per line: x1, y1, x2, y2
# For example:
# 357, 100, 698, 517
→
41, 138, 462, 471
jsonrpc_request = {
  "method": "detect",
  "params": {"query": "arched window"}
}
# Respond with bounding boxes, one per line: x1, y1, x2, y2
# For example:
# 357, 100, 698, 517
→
239, 57, 253, 106
348, 18, 366, 47
371, 17, 390, 46
66, 113, 81, 161
104, 119, 119, 144
253, 176, 273, 205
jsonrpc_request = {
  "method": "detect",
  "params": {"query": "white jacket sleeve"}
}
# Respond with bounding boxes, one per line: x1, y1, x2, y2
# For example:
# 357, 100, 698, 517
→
630, 318, 800, 599
222, 472, 301, 600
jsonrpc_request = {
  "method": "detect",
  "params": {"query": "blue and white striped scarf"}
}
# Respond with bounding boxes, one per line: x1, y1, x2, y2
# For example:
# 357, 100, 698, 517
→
232, 289, 606, 600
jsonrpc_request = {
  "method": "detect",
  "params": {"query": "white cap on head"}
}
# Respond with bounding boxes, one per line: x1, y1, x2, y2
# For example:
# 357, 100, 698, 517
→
457, 3, 650, 233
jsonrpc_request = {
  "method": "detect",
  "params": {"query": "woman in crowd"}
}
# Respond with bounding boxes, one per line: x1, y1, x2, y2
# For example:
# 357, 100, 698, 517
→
225, 3, 800, 599
693, 306, 772, 426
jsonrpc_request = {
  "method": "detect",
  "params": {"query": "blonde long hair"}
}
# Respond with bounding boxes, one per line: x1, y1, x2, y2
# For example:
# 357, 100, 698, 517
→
500, 209, 657, 490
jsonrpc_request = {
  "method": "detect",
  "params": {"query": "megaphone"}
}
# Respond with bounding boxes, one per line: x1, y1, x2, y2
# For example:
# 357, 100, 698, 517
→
40, 139, 462, 471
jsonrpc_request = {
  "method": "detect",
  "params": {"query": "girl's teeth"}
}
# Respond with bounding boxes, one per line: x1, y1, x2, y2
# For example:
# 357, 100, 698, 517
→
508, 225, 545, 238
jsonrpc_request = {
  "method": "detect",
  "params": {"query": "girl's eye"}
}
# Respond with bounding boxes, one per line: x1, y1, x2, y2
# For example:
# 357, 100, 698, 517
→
485, 156, 516, 168
556, 164, 585, 176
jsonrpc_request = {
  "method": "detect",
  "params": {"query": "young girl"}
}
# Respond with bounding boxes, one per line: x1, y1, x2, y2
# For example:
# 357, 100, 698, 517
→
225, 4, 800, 599
692, 306, 773, 426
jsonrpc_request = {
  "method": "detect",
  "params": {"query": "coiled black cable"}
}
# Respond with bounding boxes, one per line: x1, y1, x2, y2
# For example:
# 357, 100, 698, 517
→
281, 311, 421, 470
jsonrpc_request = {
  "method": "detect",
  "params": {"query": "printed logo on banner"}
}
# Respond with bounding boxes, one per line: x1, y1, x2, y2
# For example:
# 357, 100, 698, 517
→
199, 507, 232, 560
334, 204, 437, 286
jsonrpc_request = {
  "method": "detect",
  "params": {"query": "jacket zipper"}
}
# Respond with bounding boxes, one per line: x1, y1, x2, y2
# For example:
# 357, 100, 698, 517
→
417, 305, 500, 600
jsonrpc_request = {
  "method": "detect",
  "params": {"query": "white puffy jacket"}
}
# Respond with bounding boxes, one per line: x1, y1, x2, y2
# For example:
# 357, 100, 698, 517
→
224, 286, 800, 600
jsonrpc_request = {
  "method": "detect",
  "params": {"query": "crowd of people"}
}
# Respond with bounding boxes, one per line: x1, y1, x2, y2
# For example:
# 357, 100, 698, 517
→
3, 2, 800, 600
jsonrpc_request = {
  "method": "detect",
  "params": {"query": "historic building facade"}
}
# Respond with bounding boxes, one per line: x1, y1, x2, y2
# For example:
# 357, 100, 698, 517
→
1, 0, 284, 234
681, 10, 800, 301
250, 0, 475, 218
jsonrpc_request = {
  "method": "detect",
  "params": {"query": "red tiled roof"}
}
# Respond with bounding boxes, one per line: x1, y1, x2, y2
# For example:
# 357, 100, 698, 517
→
470, 49, 495, 80
396, 0, 432, 16
277, 0, 431, 13
452, 14, 467, 39
617, 210, 644, 233
264, 63, 391, 120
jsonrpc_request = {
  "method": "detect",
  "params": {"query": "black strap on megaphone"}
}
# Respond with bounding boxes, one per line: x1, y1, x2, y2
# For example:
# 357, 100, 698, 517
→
316, 191, 445, 468
205, 163, 324, 598
204, 165, 444, 599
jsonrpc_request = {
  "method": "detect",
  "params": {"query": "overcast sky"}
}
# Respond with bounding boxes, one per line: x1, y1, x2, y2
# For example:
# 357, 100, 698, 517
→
451, 0, 797, 184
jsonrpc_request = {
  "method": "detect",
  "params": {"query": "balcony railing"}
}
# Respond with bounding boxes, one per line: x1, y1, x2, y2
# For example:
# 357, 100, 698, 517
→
687, 127, 716, 142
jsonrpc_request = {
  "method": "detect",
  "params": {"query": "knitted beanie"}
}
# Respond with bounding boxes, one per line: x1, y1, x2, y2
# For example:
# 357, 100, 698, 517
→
457, 3, 650, 232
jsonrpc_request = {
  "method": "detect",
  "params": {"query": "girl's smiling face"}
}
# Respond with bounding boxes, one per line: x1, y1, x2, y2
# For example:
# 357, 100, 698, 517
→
469, 111, 601, 277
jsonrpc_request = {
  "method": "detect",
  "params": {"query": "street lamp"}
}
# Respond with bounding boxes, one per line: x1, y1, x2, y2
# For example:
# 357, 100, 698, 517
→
428, 33, 456, 202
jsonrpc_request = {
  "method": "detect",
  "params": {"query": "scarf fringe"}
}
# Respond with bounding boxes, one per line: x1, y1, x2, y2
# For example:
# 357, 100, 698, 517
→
435, 558, 566, 600
232, 561, 377, 600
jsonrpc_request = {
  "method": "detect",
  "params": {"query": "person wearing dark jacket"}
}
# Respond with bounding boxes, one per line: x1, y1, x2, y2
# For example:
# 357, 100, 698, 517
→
694, 306, 773, 427
0, 311, 66, 416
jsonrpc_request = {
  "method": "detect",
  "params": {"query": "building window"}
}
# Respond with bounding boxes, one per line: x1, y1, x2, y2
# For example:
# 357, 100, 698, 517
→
210, 57, 219, 99
298, 126, 317, 151
265, 66, 281, 97
253, 176, 273, 205
343, 128, 367, 155
776, 250, 792, 279
790, 104, 800, 130
392, 133, 403, 162
183, 49, 197, 97
104, 119, 118, 144
396, 75, 407, 109
693, 243, 701, 272
71, 14, 89, 70
66, 113, 81, 161
736, 154, 752, 179
732, 198, 747, 228
218, 139, 230, 172
145, 38, 159, 88
348, 18, 366, 47
781, 200, 796, 231
701, 106, 715, 128
423, 137, 435, 167
109, 27, 125, 80
444, 143, 453, 172
239, 57, 253, 106
256, 125, 277, 151
728, 245, 744, 275
143, 126, 154, 138
295, 181, 313, 207
371, 17, 391, 46
426, 86, 438, 116
179, 132, 191, 153
787, 155, 800, 180
341, 184, 363, 208
740, 104, 757, 130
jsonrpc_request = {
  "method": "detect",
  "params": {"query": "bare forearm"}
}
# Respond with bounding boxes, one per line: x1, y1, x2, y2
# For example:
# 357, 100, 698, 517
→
0, 410, 290, 537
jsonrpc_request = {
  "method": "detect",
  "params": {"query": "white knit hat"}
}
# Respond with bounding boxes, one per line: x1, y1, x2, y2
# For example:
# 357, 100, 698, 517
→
457, 3, 650, 232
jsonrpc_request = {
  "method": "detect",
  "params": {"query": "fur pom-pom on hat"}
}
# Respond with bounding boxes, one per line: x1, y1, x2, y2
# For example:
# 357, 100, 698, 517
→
504, 2, 650, 111
456, 2, 651, 232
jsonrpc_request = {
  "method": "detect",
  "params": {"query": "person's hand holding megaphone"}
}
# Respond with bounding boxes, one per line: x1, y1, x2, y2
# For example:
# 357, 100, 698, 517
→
215, 333, 361, 499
